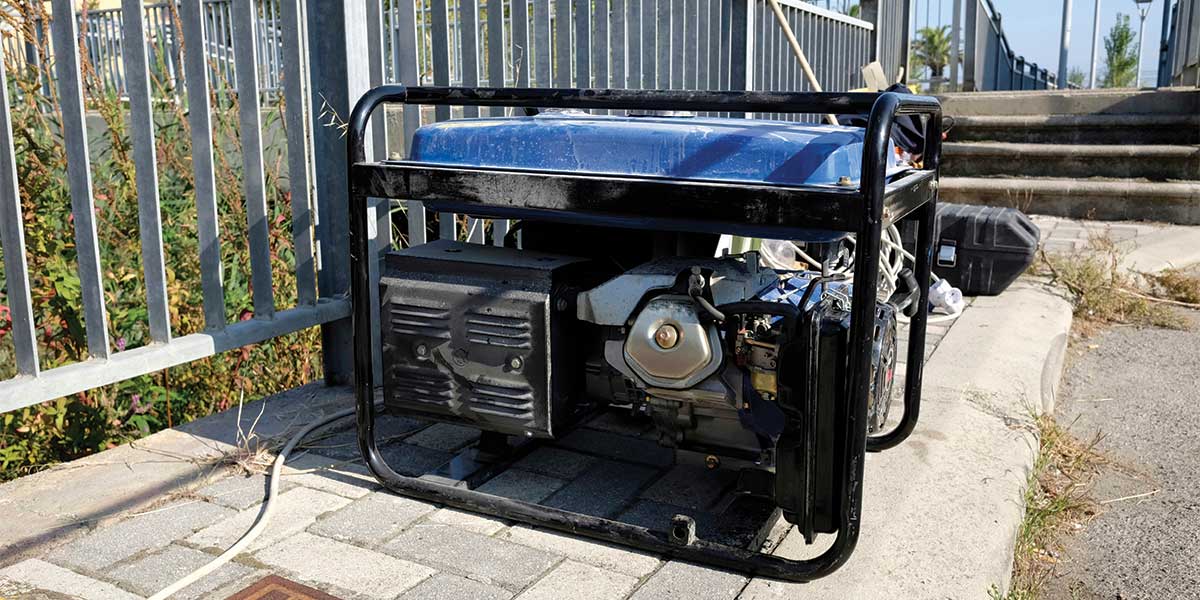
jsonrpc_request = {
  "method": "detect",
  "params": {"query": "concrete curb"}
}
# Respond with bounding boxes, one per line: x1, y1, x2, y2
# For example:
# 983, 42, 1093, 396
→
744, 279, 1074, 599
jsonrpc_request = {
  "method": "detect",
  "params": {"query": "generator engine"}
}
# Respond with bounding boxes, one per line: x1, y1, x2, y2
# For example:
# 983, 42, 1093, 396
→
380, 227, 900, 536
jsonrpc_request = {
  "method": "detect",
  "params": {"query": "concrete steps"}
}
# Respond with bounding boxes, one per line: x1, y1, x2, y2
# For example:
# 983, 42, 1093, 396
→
937, 87, 1200, 117
940, 176, 1200, 224
939, 88, 1200, 224
946, 114, 1200, 145
942, 142, 1200, 180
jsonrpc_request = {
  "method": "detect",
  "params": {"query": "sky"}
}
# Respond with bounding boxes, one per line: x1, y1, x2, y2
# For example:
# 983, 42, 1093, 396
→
910, 0, 1173, 86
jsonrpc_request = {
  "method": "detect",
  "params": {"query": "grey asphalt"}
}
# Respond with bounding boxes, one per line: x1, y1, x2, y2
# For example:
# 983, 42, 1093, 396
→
1048, 309, 1200, 600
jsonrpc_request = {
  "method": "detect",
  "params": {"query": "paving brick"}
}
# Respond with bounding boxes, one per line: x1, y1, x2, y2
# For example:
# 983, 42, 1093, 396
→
1105, 225, 1140, 242
623, 495, 780, 550
583, 409, 655, 437
618, 500, 719, 536
281, 453, 378, 499
543, 460, 659, 518
307, 414, 428, 460
186, 487, 349, 552
108, 544, 258, 600
736, 578, 804, 600
309, 490, 435, 546
556, 429, 674, 467
512, 447, 596, 480
0, 559, 139, 600
196, 473, 294, 510
384, 523, 558, 590
379, 442, 454, 476
1042, 239, 1083, 255
254, 531, 433, 599
426, 507, 508, 535
628, 561, 747, 600
301, 428, 363, 460
477, 469, 567, 503
503, 525, 660, 578
397, 573, 513, 600
640, 465, 734, 511
515, 560, 637, 600
403, 423, 481, 452
47, 500, 234, 571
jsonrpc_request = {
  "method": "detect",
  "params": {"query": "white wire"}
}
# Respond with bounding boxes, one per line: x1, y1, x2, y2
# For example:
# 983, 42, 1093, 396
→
758, 224, 961, 323
147, 407, 359, 600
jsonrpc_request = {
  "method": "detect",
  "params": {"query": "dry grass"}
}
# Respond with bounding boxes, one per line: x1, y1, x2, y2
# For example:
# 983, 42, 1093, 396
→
1034, 233, 1195, 335
1147, 265, 1200, 305
991, 415, 1105, 600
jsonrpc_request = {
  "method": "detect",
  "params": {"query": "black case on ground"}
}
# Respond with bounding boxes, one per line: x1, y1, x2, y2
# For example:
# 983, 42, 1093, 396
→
903, 203, 1040, 296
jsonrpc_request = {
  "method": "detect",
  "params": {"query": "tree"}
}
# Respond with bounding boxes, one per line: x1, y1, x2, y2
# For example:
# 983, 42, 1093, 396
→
1068, 67, 1086, 88
1102, 14, 1139, 88
912, 26, 952, 89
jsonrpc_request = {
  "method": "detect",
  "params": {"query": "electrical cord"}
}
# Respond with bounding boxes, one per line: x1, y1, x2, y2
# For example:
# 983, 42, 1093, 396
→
147, 406, 360, 600
758, 224, 963, 323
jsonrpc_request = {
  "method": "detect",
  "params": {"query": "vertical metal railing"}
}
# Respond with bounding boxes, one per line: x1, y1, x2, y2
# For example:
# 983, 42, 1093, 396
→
8, 0, 287, 100
378, 0, 883, 246
0, 0, 344, 409
955, 0, 1060, 91
1164, 0, 1200, 86
748, 0, 873, 123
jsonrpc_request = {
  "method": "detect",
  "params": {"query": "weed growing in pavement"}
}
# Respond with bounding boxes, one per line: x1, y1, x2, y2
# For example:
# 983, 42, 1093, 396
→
1147, 265, 1200, 305
991, 414, 1105, 600
1034, 231, 1190, 334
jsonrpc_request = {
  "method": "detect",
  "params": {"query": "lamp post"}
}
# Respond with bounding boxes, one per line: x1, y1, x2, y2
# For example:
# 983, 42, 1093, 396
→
1059, 0, 1074, 87
1089, 0, 1102, 87
1133, 0, 1153, 88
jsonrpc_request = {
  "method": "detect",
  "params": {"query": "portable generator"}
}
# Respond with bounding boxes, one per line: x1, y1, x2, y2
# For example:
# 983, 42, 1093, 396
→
348, 87, 941, 581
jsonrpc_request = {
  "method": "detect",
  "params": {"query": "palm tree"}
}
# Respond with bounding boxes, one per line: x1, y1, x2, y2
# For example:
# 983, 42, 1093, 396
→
912, 26, 952, 90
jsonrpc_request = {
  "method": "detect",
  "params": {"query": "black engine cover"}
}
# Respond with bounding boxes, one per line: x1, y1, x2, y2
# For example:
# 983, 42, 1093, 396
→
379, 240, 592, 438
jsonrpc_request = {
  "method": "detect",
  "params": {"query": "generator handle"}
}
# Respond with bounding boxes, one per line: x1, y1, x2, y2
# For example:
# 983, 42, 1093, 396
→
860, 93, 940, 452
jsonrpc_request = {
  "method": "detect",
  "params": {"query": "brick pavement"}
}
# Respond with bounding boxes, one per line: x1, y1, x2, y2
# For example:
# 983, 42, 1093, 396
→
0, 317, 964, 600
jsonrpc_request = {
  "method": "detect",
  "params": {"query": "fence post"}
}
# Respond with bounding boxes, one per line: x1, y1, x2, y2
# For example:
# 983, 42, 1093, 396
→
950, 0, 961, 90
308, 0, 372, 385
731, 0, 752, 92
899, 0, 912, 84
860, 0, 880, 61
962, 0, 978, 90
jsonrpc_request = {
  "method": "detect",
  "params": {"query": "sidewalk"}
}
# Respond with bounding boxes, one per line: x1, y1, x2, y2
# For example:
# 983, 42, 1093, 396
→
1034, 215, 1200, 272
0, 279, 1072, 600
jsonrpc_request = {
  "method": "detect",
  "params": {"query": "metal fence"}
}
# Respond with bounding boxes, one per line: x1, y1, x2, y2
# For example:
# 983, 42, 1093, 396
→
968, 0, 1055, 90
1, 0, 287, 99
0, 0, 337, 409
380, 0, 891, 155
1163, 0, 1200, 86
379, 0, 887, 250
918, 0, 1059, 92
748, 0, 875, 121
0, 0, 909, 411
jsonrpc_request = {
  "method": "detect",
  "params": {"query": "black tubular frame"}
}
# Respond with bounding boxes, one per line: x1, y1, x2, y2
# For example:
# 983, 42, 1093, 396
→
348, 86, 941, 581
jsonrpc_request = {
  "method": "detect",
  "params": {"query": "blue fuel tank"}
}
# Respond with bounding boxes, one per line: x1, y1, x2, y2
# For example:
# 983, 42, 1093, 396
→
407, 113, 897, 187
